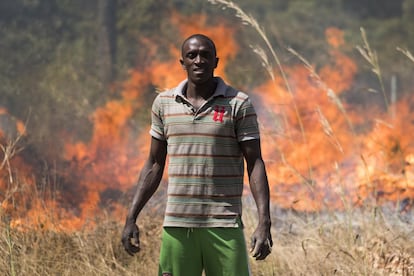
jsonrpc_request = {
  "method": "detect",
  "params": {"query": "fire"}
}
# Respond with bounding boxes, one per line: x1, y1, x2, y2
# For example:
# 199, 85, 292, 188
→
255, 28, 414, 211
357, 98, 414, 205
1, 16, 413, 231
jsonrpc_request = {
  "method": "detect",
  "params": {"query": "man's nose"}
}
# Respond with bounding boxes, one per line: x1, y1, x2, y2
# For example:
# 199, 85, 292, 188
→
194, 54, 202, 64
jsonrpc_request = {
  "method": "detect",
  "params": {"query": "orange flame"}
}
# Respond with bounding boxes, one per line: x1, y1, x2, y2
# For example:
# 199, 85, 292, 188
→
255, 28, 413, 211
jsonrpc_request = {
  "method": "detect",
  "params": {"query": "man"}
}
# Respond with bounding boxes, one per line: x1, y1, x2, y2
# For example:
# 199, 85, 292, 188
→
122, 34, 272, 276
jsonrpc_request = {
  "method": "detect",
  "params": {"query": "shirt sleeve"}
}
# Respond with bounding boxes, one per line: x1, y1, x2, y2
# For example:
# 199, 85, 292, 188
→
149, 95, 166, 141
235, 96, 260, 142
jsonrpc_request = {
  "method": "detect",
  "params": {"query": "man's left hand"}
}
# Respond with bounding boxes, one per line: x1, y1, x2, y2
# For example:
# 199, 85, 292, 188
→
250, 226, 273, 260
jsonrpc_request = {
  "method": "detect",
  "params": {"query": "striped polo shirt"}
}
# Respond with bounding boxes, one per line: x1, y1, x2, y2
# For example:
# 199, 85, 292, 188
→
150, 77, 260, 228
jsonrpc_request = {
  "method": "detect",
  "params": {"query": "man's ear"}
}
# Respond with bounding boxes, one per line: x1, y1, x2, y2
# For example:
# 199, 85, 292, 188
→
180, 59, 186, 70
215, 57, 219, 68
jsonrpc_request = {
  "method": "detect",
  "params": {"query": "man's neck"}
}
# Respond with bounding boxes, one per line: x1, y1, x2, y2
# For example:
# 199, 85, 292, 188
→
185, 78, 217, 101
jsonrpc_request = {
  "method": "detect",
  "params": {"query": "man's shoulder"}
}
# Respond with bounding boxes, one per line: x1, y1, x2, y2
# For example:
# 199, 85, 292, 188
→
217, 78, 250, 101
153, 88, 177, 106
155, 79, 187, 100
156, 88, 175, 98
224, 86, 251, 103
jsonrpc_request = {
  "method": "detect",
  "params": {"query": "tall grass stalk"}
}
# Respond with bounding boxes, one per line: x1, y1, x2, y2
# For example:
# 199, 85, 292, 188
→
356, 27, 389, 111
287, 47, 356, 136
1, 133, 25, 184
397, 47, 414, 63
4, 218, 16, 276
1, 135, 23, 276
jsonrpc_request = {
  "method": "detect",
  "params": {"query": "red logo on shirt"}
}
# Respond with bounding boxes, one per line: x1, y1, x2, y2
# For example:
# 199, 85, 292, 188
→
213, 105, 225, 122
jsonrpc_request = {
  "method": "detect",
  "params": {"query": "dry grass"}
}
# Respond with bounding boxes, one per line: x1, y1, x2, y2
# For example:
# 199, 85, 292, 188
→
1, 198, 413, 275
268, 209, 413, 275
0, 207, 163, 276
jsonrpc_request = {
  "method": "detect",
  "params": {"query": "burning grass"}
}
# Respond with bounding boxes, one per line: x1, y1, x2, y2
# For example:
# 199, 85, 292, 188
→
1, 195, 413, 275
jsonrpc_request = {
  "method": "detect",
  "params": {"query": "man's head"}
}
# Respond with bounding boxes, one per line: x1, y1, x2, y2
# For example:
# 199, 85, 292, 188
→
180, 34, 219, 84
181, 34, 217, 58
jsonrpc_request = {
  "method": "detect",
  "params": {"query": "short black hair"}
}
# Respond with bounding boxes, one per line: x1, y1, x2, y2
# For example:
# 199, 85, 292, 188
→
181, 34, 217, 57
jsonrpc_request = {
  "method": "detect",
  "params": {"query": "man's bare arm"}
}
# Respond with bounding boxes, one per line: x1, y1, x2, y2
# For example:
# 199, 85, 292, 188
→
240, 139, 272, 261
121, 137, 167, 255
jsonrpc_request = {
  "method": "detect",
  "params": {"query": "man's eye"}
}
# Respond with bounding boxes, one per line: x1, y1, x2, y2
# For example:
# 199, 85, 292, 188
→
201, 53, 212, 58
187, 53, 196, 59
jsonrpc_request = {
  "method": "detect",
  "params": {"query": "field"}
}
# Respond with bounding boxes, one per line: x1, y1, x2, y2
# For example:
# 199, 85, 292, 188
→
1, 195, 413, 275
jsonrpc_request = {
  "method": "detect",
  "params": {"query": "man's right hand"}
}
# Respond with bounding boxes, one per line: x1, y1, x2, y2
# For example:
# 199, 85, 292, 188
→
121, 222, 140, 256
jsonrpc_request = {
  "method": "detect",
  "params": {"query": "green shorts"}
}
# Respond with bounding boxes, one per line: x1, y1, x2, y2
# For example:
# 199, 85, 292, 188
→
158, 221, 250, 276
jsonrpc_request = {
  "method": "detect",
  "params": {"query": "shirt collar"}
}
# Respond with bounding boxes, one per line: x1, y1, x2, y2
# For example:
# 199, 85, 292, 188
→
172, 77, 227, 100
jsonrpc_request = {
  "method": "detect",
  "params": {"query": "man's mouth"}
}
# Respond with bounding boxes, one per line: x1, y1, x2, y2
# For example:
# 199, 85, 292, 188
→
193, 68, 205, 73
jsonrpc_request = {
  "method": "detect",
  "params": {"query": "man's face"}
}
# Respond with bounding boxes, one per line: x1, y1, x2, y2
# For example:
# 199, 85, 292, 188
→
180, 37, 218, 84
